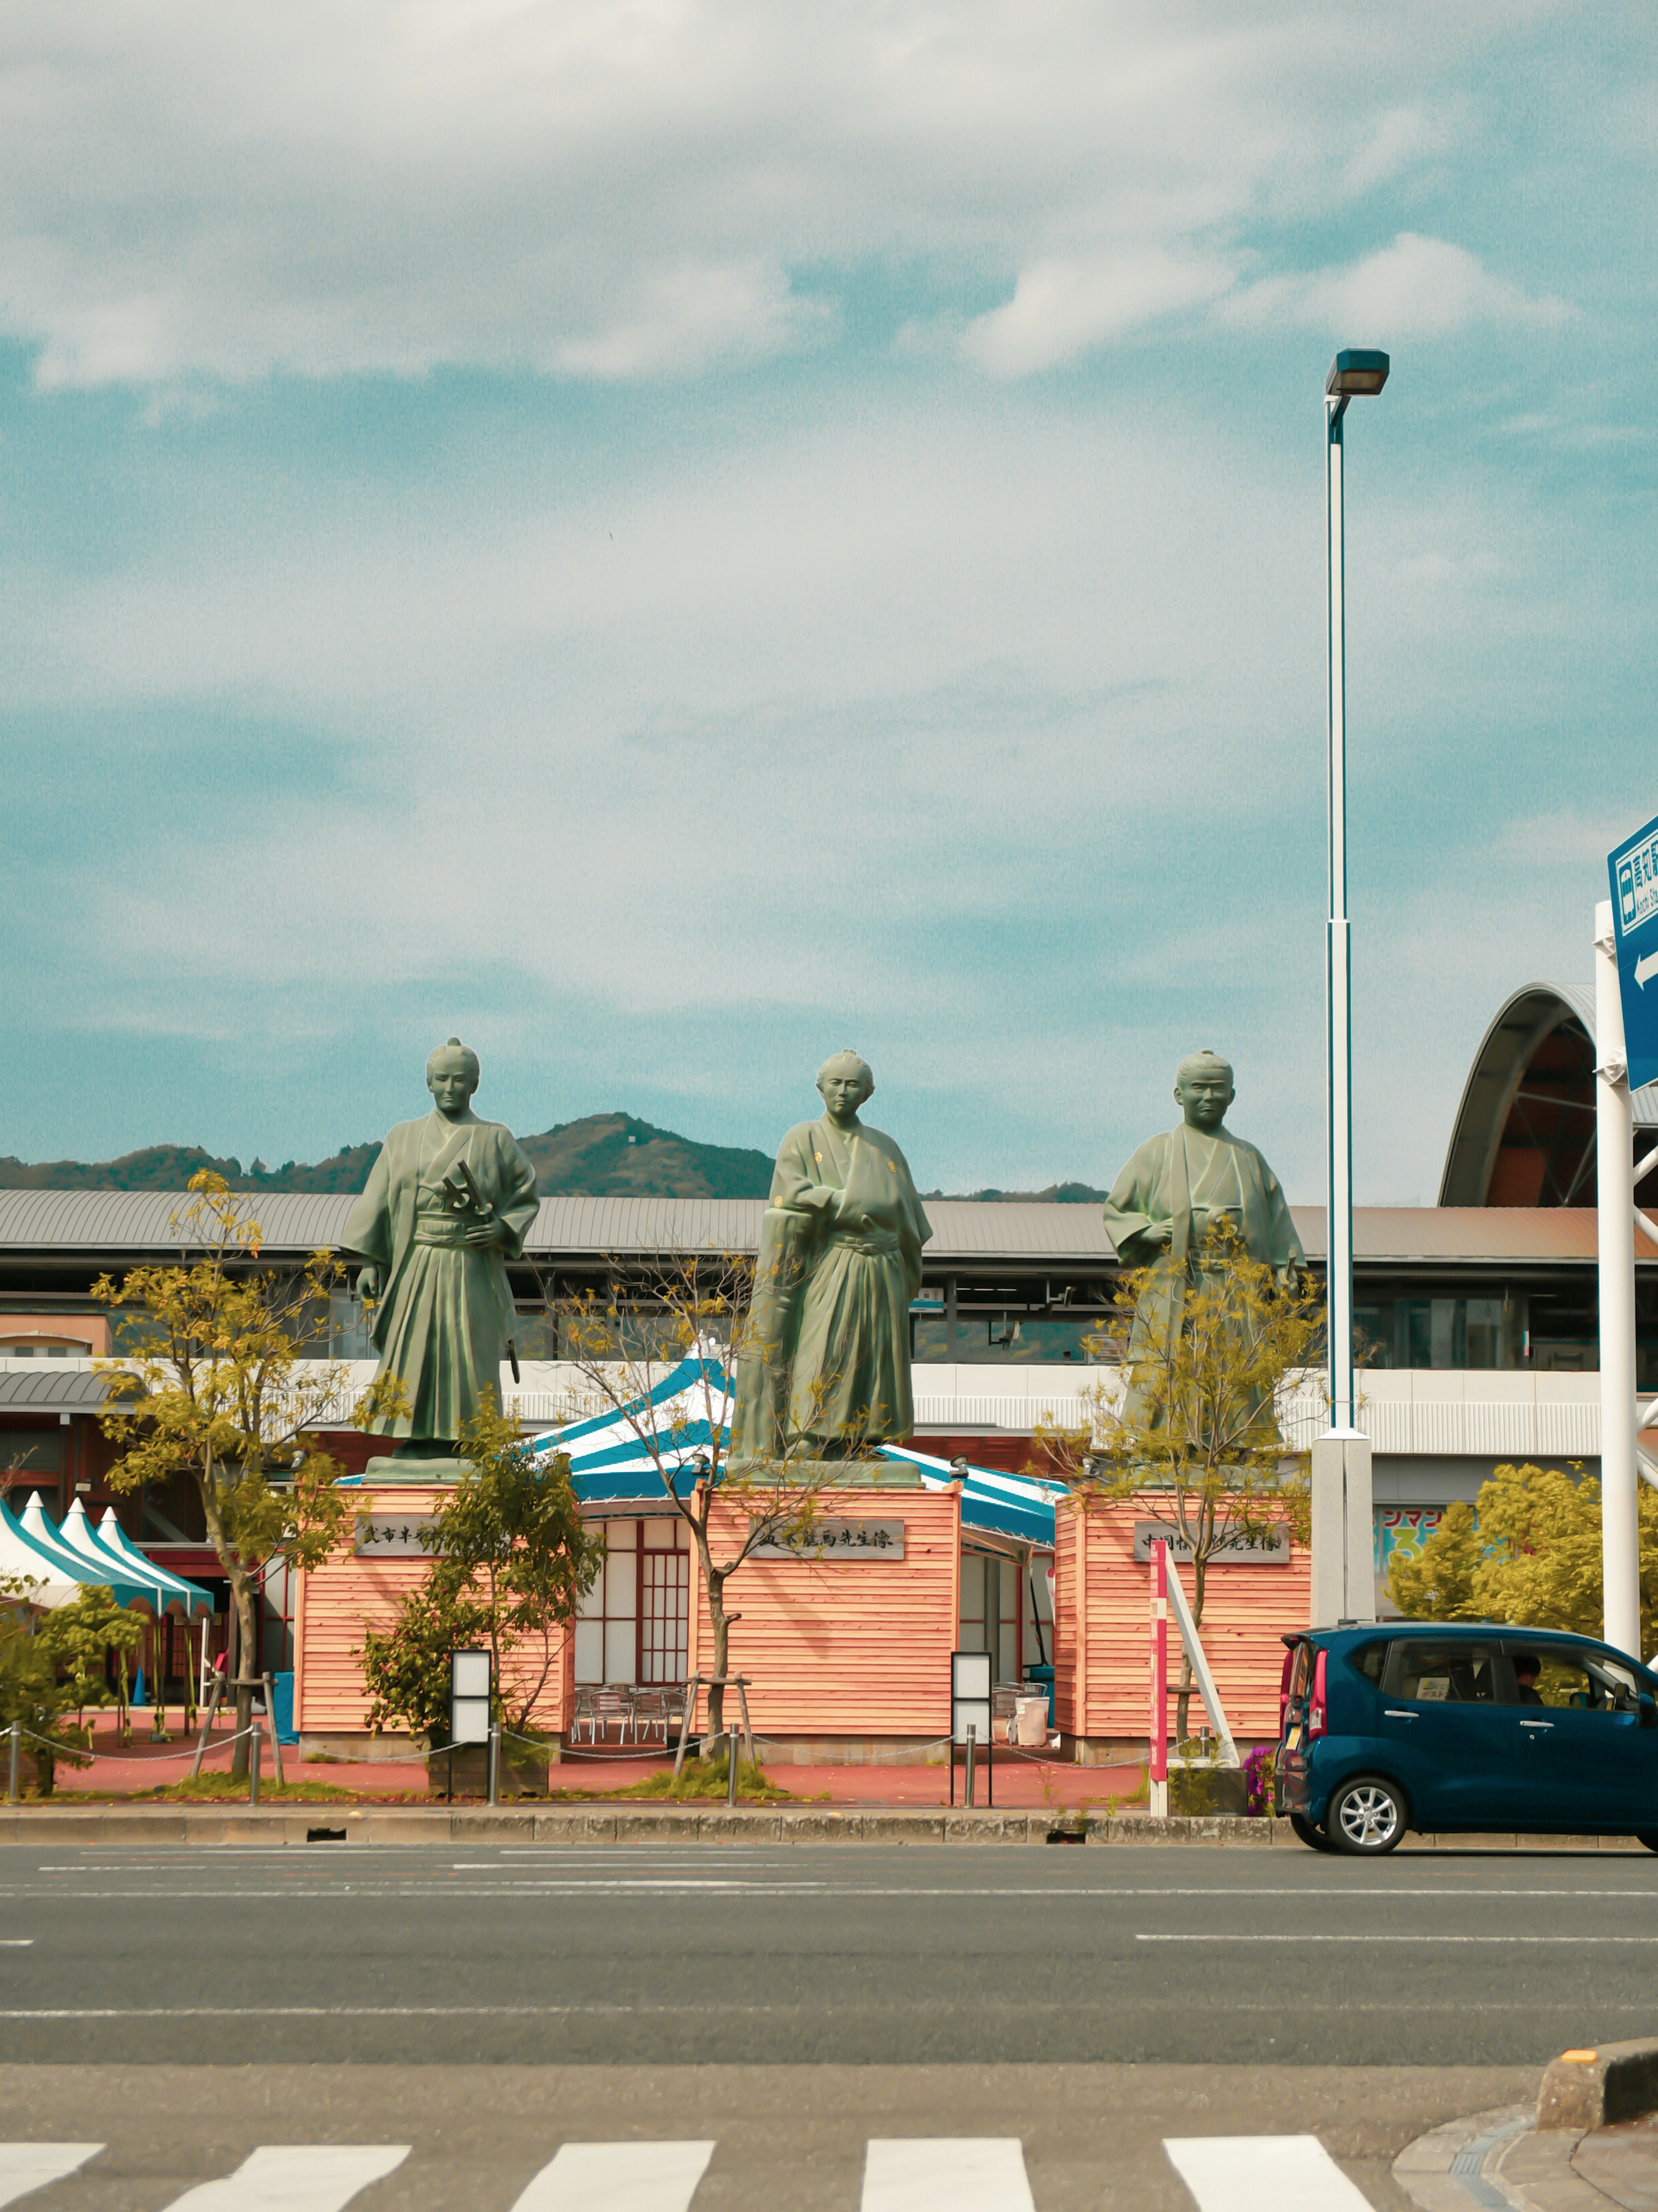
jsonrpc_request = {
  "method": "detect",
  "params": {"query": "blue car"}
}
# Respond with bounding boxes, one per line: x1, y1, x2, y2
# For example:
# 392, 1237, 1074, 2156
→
1275, 1620, 1658, 1854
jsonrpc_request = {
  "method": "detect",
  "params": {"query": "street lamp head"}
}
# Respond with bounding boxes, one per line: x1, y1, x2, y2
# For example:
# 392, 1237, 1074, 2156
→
1326, 348, 1390, 399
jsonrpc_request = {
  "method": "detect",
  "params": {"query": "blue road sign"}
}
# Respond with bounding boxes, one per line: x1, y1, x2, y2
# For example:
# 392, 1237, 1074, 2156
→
1609, 811, 1658, 1091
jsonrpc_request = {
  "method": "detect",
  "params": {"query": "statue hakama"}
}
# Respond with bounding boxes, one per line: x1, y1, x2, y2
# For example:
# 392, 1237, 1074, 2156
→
343, 1038, 538, 1464
733, 1051, 931, 1461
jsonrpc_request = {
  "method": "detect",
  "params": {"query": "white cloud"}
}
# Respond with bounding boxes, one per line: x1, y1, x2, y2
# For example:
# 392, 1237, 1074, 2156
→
1228, 232, 1573, 341
551, 260, 830, 379
961, 249, 1234, 377
0, 3, 1567, 387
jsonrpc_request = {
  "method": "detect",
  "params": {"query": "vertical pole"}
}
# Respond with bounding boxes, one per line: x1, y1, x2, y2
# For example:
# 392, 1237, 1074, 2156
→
1149, 1538, 1169, 1816
249, 1715, 262, 1807
965, 1722, 976, 1807
7, 1720, 18, 1805
261, 1673, 284, 1788
487, 1721, 500, 1807
727, 1707, 739, 1809
1596, 899, 1641, 1657
1326, 393, 1354, 1436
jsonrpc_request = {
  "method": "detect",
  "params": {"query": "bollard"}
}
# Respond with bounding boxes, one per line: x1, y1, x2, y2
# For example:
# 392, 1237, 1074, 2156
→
727, 1726, 738, 1810
487, 1723, 500, 1808
965, 1723, 977, 1808
6, 1719, 18, 1805
249, 1718, 262, 1807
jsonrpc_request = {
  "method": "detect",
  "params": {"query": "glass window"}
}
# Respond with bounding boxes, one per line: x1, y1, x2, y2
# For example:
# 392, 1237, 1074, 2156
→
1394, 1642, 1500, 1704
1350, 1642, 1390, 1685
1510, 1645, 1630, 1714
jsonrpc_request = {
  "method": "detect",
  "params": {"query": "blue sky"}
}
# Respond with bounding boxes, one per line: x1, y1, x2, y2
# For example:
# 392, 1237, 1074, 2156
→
1, 3, 1654, 1202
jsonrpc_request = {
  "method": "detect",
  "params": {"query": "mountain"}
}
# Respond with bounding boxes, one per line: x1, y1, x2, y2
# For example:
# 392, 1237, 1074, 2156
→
928, 1181, 1108, 1204
0, 1114, 775, 1201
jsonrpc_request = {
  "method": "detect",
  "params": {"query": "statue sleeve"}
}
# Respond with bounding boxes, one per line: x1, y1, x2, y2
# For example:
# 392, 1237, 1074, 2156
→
770, 1124, 838, 1217
1100, 1138, 1164, 1263
490, 1129, 540, 1259
340, 1142, 393, 1266
1260, 1161, 1305, 1271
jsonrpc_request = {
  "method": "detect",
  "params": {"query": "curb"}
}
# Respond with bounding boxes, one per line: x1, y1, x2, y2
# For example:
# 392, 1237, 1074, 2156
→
0, 1805, 1650, 1846
1539, 2040, 1658, 2133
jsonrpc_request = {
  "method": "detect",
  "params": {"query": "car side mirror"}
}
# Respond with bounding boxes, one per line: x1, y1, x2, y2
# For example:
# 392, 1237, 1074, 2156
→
1640, 1693, 1658, 1731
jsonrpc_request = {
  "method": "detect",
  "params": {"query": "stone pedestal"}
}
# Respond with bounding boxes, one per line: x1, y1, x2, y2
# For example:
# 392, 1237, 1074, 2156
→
364, 1454, 474, 1484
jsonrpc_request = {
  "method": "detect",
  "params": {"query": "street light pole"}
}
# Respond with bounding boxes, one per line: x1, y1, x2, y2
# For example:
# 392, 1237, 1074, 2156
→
1311, 348, 1389, 1627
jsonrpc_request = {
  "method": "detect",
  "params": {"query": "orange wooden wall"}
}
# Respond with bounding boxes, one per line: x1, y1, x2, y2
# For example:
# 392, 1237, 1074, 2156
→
1054, 1497, 1309, 1745
688, 1487, 960, 1739
294, 1484, 569, 1736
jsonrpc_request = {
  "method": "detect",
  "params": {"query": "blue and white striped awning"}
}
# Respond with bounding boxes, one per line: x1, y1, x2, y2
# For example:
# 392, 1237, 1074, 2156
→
528, 1360, 1064, 1545
527, 1356, 731, 1504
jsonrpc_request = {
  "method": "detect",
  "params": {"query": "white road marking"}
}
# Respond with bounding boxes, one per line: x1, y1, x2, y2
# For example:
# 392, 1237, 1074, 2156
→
0, 2144, 103, 2206
1139, 1932, 1658, 1944
0, 1943, 30, 1948
1164, 2135, 1373, 2210
508, 2140, 714, 2212
863, 2137, 1035, 2212
161, 2143, 409, 2211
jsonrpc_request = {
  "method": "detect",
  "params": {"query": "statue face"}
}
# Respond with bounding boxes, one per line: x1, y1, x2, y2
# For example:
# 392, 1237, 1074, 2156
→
1175, 1070, 1233, 1132
818, 1072, 870, 1119
427, 1054, 479, 1116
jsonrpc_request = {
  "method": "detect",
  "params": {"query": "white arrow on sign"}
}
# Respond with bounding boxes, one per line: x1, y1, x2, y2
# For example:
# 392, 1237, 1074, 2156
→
1638, 949, 1658, 989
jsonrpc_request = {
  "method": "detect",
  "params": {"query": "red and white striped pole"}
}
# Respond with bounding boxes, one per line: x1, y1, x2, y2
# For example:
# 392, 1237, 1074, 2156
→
1149, 1537, 1169, 1816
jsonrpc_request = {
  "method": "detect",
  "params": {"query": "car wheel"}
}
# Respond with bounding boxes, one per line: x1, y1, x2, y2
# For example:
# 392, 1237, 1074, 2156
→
1637, 1830, 1658, 1854
1289, 1812, 1335, 1852
1329, 1776, 1407, 1855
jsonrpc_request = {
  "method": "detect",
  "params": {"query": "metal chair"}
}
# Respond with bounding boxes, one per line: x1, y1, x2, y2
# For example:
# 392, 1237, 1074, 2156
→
570, 1685, 598, 1743
594, 1686, 632, 1744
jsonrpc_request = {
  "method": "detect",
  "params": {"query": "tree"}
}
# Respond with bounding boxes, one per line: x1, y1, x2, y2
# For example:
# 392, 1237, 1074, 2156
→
554, 1252, 858, 1752
1036, 1219, 1322, 1737
1389, 1461, 1658, 1651
0, 1608, 91, 1797
95, 1173, 404, 1779
358, 1410, 601, 1742
36, 1586, 146, 1736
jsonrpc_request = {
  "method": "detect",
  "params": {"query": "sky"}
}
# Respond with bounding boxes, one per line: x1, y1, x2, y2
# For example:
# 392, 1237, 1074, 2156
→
1, 2, 1655, 1203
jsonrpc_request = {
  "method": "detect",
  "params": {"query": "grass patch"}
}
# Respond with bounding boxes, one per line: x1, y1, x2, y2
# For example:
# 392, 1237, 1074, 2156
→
614, 1754, 794, 1804
129, 1773, 360, 1803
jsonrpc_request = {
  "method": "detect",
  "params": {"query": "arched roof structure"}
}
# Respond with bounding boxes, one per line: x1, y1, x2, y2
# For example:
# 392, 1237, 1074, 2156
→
1438, 982, 1658, 1207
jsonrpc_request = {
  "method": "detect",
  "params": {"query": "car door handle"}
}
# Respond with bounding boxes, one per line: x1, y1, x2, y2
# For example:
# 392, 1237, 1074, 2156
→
1383, 1709, 1418, 1719
1520, 1720, 1554, 1731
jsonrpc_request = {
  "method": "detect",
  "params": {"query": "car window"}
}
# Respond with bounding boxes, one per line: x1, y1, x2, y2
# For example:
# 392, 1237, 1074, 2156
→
1510, 1645, 1633, 1714
1288, 1643, 1312, 1700
1350, 1642, 1389, 1685
1394, 1643, 1499, 1704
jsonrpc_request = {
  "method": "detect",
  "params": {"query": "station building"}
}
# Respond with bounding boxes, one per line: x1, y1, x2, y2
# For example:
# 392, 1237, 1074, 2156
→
0, 977, 1652, 1757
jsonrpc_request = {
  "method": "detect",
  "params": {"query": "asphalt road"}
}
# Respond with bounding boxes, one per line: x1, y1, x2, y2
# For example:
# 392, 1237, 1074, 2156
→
0, 1839, 1654, 2069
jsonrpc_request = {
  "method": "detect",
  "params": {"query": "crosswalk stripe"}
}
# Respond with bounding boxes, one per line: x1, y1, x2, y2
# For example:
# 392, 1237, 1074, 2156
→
863, 2139, 1036, 2212
507, 2140, 716, 2212
1164, 2136, 1375, 2211
161, 2144, 411, 2211
0, 2145, 104, 2207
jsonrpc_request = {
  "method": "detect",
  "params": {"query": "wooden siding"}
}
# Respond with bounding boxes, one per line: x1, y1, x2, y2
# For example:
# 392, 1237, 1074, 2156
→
1055, 1498, 1310, 1745
688, 1488, 960, 1738
293, 1485, 568, 1736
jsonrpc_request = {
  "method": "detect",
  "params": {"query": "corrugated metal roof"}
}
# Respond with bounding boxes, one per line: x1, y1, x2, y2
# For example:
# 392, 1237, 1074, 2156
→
0, 1367, 115, 1411
0, 1188, 1117, 1267
1292, 1206, 1658, 1265
2, 1189, 1647, 1270
0, 1188, 356, 1253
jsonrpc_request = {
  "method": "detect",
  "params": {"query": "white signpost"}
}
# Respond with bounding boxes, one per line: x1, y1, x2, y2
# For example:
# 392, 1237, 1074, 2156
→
1598, 814, 1658, 1661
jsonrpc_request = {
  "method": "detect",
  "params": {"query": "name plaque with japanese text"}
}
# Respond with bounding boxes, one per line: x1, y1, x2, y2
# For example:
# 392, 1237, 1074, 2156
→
1132, 1519, 1289, 1566
354, 1512, 445, 1559
749, 1519, 905, 1562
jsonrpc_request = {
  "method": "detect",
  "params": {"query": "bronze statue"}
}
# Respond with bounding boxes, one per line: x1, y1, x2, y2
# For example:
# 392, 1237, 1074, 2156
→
1101, 1050, 1303, 1408
343, 1039, 538, 1465
731, 1050, 931, 1461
